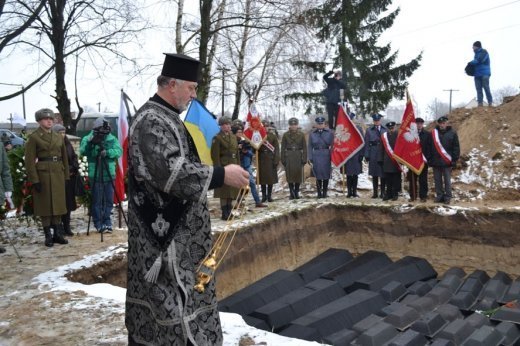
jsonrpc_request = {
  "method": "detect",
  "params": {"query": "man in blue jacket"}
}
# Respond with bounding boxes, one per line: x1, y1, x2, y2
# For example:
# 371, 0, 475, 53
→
469, 41, 493, 107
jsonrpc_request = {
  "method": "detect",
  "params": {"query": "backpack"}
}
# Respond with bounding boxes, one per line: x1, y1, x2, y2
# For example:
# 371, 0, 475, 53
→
465, 62, 475, 76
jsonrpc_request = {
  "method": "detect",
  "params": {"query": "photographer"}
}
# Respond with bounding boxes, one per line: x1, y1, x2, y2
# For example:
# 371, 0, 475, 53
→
80, 117, 122, 233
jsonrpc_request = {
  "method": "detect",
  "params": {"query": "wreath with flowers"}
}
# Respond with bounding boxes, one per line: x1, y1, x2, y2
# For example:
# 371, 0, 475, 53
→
77, 155, 92, 209
7, 146, 34, 218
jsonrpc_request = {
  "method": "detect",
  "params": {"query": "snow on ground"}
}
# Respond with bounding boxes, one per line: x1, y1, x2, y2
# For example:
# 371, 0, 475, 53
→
32, 245, 323, 345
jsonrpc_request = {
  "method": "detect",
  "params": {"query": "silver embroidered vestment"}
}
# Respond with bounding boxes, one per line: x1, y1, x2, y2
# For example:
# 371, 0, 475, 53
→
125, 100, 222, 345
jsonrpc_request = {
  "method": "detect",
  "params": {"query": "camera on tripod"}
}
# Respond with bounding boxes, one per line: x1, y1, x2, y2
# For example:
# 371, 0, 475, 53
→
91, 120, 111, 145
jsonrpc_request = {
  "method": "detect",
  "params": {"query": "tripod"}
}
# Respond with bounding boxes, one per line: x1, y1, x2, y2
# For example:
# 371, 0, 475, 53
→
86, 141, 127, 242
1, 219, 22, 262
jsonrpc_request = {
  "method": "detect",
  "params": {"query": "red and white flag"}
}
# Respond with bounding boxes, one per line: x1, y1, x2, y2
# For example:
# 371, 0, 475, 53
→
243, 102, 267, 150
331, 104, 364, 167
114, 90, 131, 202
393, 93, 425, 174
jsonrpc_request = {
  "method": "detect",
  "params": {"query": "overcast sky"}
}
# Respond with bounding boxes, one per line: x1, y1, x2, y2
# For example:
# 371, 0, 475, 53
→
0, 0, 519, 123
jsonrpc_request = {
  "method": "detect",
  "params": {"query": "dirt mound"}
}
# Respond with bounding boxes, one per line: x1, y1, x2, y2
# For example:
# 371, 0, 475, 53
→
435, 94, 520, 202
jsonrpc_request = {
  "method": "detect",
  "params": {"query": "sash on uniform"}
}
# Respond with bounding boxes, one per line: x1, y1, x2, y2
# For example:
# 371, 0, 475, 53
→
262, 140, 275, 153
432, 128, 452, 165
381, 132, 402, 172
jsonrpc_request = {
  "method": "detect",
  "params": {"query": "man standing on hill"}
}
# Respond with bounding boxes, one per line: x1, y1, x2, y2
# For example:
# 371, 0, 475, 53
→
323, 70, 346, 129
427, 116, 460, 205
469, 41, 493, 107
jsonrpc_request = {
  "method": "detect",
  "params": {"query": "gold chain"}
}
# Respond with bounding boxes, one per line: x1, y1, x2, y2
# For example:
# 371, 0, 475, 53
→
194, 185, 250, 293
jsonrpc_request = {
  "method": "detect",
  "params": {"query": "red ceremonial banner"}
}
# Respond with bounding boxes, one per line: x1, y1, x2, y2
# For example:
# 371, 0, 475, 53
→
393, 95, 425, 174
243, 102, 267, 149
331, 105, 364, 167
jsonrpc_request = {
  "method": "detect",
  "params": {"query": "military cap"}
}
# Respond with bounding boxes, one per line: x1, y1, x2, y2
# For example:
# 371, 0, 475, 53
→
218, 116, 231, 126
161, 53, 200, 82
315, 116, 326, 124
349, 112, 356, 120
288, 117, 299, 125
386, 121, 396, 128
261, 119, 270, 126
415, 117, 425, 123
52, 124, 66, 132
35, 108, 55, 121
437, 116, 448, 123
371, 113, 384, 121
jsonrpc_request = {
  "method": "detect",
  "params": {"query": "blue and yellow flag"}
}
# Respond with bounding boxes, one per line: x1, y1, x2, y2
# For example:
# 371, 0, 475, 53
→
184, 99, 220, 165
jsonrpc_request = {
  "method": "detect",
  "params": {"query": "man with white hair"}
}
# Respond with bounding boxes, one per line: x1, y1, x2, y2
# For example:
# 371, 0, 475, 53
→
125, 53, 248, 345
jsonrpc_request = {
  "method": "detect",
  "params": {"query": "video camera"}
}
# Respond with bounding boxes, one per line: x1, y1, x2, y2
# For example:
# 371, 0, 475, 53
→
91, 120, 111, 145
239, 139, 251, 151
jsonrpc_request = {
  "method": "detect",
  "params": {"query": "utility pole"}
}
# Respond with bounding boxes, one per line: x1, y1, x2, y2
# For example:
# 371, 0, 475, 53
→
443, 89, 459, 114
217, 67, 230, 117
0, 83, 26, 119
97, 102, 101, 112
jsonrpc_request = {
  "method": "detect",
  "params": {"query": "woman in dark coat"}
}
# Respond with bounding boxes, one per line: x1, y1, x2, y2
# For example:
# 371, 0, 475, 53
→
53, 124, 80, 236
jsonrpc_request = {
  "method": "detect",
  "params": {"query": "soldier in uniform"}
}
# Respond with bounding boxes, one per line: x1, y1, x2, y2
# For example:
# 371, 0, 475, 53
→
258, 119, 280, 202
25, 108, 69, 247
308, 116, 333, 198
379, 121, 401, 201
364, 113, 387, 198
281, 117, 307, 199
344, 112, 365, 198
211, 116, 240, 219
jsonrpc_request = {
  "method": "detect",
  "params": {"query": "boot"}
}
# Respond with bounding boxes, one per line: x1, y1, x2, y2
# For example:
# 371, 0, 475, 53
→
43, 226, 54, 247
62, 214, 74, 236
352, 175, 360, 198
261, 185, 267, 203
322, 180, 328, 198
346, 176, 353, 198
316, 180, 322, 198
52, 224, 69, 245
294, 183, 301, 199
221, 206, 228, 220
380, 178, 386, 199
288, 183, 295, 200
372, 177, 378, 198
267, 185, 274, 202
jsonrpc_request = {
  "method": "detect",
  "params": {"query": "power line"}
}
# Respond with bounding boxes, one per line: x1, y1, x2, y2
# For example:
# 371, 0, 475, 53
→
388, 0, 520, 39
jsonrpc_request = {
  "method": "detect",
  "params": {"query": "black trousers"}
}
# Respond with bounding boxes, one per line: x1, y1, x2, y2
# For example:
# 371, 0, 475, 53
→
326, 103, 339, 129
384, 172, 401, 198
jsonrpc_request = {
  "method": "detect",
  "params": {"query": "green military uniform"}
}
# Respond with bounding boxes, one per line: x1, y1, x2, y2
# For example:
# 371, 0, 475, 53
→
25, 127, 70, 217
281, 118, 307, 199
211, 131, 240, 199
258, 128, 280, 202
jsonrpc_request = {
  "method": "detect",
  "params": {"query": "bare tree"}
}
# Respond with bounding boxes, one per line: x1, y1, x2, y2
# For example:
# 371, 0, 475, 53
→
0, 0, 46, 54
493, 85, 519, 105
0, 0, 147, 134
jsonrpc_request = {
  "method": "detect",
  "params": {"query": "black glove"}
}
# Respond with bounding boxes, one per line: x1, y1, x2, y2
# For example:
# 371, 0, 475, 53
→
33, 182, 42, 193
365, 157, 369, 162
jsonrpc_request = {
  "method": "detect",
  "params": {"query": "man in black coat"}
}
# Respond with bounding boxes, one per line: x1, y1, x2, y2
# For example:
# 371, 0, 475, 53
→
427, 116, 460, 204
379, 122, 401, 201
323, 70, 346, 129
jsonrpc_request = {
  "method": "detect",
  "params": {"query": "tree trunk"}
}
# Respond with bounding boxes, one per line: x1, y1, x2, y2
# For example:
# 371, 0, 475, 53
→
198, 0, 213, 103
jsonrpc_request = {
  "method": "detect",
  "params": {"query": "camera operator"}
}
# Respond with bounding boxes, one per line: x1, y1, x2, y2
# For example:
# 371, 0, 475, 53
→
80, 117, 122, 233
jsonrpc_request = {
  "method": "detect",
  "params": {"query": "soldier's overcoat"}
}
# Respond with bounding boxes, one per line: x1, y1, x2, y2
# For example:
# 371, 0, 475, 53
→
281, 129, 307, 183
364, 125, 387, 177
308, 128, 333, 180
211, 131, 240, 199
25, 128, 69, 216
257, 130, 280, 185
